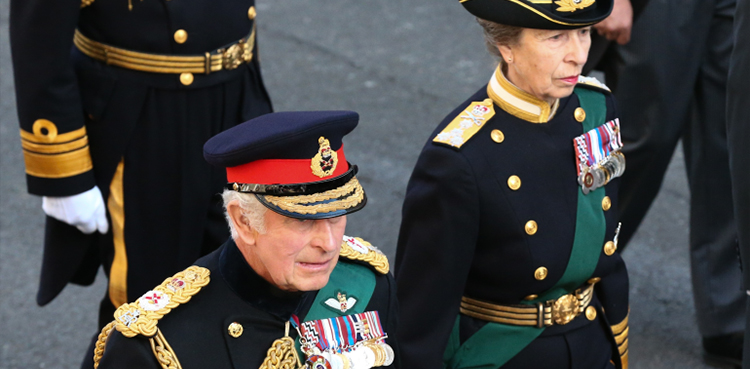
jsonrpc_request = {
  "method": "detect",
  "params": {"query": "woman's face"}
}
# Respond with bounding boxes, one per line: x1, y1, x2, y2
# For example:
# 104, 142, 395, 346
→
498, 27, 591, 105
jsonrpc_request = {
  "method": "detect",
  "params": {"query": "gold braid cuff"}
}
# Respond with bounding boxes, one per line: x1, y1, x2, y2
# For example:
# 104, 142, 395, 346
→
114, 266, 210, 338
611, 310, 629, 369
20, 120, 93, 178
93, 321, 117, 369
150, 328, 183, 369
263, 177, 364, 215
340, 236, 390, 274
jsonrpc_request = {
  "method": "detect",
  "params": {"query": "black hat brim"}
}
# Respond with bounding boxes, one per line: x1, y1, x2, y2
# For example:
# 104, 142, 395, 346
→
462, 0, 613, 29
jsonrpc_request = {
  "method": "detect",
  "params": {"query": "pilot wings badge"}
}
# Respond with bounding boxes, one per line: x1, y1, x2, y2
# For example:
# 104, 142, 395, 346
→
323, 291, 358, 314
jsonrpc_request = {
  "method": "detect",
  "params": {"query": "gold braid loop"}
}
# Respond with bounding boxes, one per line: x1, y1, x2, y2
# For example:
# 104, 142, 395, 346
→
263, 177, 364, 215
81, 0, 95, 8
115, 266, 211, 338
259, 322, 301, 369
340, 236, 390, 274
149, 328, 183, 369
93, 321, 117, 368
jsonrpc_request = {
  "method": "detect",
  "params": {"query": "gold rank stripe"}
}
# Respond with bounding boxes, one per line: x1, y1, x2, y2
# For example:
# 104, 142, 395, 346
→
614, 326, 629, 345
617, 336, 629, 355
610, 311, 629, 335
433, 99, 495, 149
23, 147, 93, 178
20, 126, 87, 144
21, 135, 89, 154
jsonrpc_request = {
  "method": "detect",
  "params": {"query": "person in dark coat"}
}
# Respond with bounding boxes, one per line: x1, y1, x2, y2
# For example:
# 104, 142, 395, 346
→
395, 1, 630, 368
94, 111, 399, 369
727, 0, 750, 367
587, 0, 743, 364
9, 0, 273, 329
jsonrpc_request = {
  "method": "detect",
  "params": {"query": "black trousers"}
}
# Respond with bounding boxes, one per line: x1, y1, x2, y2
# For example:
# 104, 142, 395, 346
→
600, 0, 743, 337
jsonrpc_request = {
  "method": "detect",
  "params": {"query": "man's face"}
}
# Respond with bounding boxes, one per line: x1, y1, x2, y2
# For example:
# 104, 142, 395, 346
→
242, 211, 346, 292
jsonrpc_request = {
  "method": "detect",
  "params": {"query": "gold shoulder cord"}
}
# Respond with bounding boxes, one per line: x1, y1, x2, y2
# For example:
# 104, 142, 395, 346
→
115, 266, 210, 338
81, 0, 94, 8
93, 321, 117, 369
260, 322, 301, 369
150, 329, 183, 369
339, 237, 390, 274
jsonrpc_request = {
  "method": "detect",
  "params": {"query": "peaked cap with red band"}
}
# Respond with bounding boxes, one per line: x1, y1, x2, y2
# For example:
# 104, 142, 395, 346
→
204, 111, 366, 220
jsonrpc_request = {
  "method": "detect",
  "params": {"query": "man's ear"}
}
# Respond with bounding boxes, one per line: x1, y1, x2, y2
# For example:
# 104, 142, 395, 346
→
227, 200, 257, 246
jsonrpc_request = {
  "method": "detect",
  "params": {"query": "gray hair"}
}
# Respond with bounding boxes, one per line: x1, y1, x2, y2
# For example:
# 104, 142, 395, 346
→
476, 17, 524, 66
222, 190, 268, 239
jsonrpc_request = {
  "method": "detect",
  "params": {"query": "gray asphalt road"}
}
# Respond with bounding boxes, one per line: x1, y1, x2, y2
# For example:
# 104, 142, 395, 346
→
0, 0, 722, 368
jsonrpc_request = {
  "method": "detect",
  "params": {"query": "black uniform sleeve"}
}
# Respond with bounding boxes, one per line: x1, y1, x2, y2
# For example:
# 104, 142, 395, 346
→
97, 330, 161, 369
10, 0, 96, 196
598, 93, 630, 368
395, 143, 480, 369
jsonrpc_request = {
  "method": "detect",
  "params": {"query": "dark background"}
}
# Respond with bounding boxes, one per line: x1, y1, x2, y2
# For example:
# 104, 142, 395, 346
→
0, 0, 713, 367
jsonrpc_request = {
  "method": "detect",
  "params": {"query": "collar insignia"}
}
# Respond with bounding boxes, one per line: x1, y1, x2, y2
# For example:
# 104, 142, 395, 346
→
311, 137, 338, 178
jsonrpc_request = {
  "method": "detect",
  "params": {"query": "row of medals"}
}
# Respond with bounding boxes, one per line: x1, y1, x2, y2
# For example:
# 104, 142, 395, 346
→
305, 340, 395, 369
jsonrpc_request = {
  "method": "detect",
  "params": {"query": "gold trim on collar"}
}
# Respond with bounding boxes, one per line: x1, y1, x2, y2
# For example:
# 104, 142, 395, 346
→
487, 66, 559, 124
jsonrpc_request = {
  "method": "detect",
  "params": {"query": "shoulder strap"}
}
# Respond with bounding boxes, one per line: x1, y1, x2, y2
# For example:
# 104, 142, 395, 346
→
114, 266, 211, 338
433, 98, 495, 149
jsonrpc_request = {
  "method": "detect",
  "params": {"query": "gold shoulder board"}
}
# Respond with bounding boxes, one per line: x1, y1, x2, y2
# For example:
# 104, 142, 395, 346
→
576, 75, 611, 93
433, 98, 495, 149
114, 266, 211, 338
340, 236, 390, 274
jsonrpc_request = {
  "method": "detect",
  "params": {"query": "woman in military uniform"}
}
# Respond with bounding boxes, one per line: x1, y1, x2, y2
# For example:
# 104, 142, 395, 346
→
395, 1, 629, 368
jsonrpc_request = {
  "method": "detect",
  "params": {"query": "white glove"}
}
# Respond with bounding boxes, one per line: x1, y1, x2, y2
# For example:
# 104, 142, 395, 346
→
42, 186, 109, 234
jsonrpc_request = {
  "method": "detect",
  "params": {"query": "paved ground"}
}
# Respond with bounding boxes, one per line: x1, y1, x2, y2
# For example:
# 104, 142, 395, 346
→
0, 0, 729, 368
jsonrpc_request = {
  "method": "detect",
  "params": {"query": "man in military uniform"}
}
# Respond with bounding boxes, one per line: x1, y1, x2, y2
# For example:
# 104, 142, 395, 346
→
94, 111, 399, 369
9, 0, 273, 331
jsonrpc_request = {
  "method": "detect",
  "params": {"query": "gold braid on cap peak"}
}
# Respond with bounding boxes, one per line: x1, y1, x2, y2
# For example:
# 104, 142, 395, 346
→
263, 177, 364, 215
114, 266, 210, 338
340, 236, 390, 274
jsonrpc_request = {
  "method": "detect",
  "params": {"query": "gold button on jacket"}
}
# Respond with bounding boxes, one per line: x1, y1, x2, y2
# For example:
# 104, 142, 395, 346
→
227, 322, 243, 338
525, 220, 538, 235
574, 107, 586, 122
604, 241, 616, 256
602, 196, 611, 211
534, 267, 548, 281
507, 175, 521, 190
491, 129, 505, 143
180, 72, 194, 86
173, 29, 188, 44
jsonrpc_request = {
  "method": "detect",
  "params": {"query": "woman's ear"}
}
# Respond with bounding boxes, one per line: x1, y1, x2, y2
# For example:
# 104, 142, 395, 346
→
497, 44, 514, 64
227, 200, 257, 247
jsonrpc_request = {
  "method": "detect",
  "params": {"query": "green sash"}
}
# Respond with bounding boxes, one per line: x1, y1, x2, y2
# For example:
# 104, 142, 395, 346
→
294, 261, 377, 358
444, 88, 607, 369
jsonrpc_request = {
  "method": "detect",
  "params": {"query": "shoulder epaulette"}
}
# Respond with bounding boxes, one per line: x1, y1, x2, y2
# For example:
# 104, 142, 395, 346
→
576, 75, 611, 94
433, 98, 495, 149
113, 266, 210, 338
340, 236, 390, 274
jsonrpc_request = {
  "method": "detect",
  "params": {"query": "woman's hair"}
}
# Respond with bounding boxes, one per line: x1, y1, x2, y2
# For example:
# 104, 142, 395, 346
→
222, 189, 268, 239
476, 18, 524, 64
